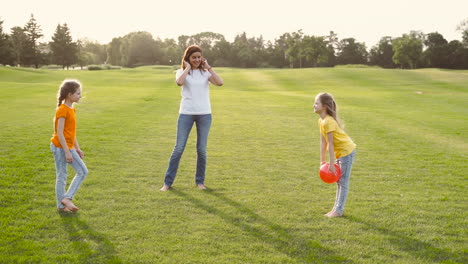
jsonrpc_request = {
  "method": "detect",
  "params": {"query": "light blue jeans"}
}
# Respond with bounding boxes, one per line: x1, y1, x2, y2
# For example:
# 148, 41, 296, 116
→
50, 144, 88, 209
333, 149, 356, 214
164, 114, 212, 186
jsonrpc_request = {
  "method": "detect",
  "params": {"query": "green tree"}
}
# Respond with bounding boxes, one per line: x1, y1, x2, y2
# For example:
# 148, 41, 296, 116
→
22, 14, 43, 68
456, 18, 468, 47
285, 30, 304, 68
392, 32, 424, 69
424, 32, 449, 68
446, 40, 468, 69
369, 36, 395, 68
10, 26, 27, 66
336, 38, 368, 65
0, 19, 15, 65
50, 23, 77, 69
107, 37, 122, 66
302, 35, 327, 67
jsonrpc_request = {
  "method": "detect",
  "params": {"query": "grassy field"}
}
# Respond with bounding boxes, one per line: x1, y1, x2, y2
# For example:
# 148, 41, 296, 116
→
0, 65, 466, 263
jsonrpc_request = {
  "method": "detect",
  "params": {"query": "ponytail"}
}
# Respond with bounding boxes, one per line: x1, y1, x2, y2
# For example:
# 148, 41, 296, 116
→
56, 79, 81, 107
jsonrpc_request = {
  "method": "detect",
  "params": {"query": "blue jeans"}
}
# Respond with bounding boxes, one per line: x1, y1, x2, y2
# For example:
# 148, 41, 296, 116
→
333, 149, 356, 214
50, 144, 88, 209
164, 114, 212, 186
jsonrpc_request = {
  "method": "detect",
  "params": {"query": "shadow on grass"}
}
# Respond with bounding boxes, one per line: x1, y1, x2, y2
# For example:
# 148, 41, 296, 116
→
59, 212, 122, 263
346, 216, 465, 263
173, 189, 353, 263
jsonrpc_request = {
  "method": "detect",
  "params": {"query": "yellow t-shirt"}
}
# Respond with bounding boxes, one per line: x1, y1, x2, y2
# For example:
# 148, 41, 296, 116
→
318, 115, 356, 158
51, 104, 76, 149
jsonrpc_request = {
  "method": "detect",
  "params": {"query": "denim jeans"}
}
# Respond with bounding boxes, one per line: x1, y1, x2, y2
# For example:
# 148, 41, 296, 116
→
333, 149, 356, 214
50, 144, 88, 209
164, 114, 212, 186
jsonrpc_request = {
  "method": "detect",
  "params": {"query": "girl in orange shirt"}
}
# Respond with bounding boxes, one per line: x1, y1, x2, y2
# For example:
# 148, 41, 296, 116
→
50, 80, 88, 212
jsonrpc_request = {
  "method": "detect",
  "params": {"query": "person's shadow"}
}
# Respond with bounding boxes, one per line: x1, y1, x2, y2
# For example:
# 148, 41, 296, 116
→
59, 212, 122, 263
345, 216, 466, 263
173, 189, 353, 263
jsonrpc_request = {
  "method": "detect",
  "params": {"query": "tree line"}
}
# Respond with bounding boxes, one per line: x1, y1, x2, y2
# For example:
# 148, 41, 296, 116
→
1, 15, 467, 69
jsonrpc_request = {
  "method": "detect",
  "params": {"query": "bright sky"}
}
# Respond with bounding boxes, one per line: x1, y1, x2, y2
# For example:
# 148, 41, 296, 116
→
2, 0, 467, 48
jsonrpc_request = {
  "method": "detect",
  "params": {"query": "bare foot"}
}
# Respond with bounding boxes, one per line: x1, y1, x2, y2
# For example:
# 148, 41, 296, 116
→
58, 207, 72, 212
197, 184, 207, 190
160, 185, 172, 191
324, 211, 334, 217
61, 198, 79, 212
326, 211, 343, 218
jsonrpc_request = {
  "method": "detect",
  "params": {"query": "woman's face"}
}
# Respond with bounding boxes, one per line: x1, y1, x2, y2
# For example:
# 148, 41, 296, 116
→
188, 51, 202, 69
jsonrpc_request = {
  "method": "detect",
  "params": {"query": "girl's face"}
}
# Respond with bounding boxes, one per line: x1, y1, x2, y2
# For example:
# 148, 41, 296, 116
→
188, 52, 202, 69
68, 88, 82, 103
314, 98, 325, 113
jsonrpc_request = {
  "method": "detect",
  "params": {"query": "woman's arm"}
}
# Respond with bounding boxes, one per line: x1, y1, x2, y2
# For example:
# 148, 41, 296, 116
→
57, 117, 73, 163
204, 60, 223, 86
326, 132, 336, 174
175, 61, 191, 86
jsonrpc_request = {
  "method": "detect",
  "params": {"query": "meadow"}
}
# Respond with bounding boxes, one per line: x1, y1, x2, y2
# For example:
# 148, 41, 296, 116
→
0, 65, 466, 263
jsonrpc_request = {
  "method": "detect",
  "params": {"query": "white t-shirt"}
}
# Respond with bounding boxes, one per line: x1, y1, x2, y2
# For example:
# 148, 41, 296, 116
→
176, 69, 213, 115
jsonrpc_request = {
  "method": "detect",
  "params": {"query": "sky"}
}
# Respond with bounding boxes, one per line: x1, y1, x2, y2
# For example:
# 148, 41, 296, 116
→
2, 0, 467, 48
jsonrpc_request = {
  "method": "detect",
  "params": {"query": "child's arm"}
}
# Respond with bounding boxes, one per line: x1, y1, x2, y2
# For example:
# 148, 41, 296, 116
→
57, 117, 73, 163
326, 132, 336, 174
74, 137, 84, 159
320, 134, 327, 165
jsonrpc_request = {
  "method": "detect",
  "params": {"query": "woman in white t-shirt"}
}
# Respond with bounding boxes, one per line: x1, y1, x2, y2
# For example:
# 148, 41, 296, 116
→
161, 45, 223, 191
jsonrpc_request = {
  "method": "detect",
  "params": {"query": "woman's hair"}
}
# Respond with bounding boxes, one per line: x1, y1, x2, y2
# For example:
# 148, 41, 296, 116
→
316, 92, 343, 128
181, 45, 203, 70
57, 79, 81, 107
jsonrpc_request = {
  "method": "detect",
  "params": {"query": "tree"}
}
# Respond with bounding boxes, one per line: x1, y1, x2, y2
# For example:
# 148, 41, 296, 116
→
424, 32, 449, 68
50, 23, 77, 69
446, 40, 468, 69
369, 36, 395, 68
392, 32, 424, 69
107, 37, 122, 66
22, 14, 43, 68
336, 38, 368, 65
302, 35, 327, 67
456, 18, 468, 47
0, 19, 15, 65
10, 26, 27, 66
285, 30, 304, 68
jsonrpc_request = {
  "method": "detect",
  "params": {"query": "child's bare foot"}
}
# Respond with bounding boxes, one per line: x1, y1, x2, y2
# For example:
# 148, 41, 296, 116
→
160, 185, 172, 191
58, 207, 72, 212
61, 198, 79, 212
324, 211, 334, 217
326, 211, 343, 218
197, 184, 207, 190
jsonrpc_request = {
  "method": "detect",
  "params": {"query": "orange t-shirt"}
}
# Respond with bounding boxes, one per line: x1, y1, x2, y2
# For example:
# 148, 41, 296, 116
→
51, 104, 76, 149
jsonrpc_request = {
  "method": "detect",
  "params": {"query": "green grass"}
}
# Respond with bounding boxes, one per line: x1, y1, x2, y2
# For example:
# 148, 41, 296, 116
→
0, 65, 467, 263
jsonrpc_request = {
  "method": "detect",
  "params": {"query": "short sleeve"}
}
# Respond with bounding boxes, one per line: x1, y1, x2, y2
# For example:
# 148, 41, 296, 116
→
323, 117, 338, 134
56, 106, 68, 119
175, 69, 183, 79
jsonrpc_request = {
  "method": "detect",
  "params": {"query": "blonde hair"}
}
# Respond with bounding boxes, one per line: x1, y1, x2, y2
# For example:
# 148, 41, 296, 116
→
316, 92, 344, 128
57, 79, 81, 107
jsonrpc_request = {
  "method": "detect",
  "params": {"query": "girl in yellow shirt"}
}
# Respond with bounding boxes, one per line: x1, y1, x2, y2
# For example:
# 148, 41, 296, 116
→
314, 93, 356, 218
50, 80, 88, 212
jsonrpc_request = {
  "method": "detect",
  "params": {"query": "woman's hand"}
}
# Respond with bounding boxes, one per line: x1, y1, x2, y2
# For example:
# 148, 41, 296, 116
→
203, 59, 211, 70
183, 60, 191, 69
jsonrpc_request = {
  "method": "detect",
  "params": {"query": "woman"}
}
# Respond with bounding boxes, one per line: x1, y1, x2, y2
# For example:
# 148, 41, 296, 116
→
160, 45, 223, 191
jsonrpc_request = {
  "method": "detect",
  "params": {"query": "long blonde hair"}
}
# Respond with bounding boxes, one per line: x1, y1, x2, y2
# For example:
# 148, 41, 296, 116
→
316, 92, 344, 128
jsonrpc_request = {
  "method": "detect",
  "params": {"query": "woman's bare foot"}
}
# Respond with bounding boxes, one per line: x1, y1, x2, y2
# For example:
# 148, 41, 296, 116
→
61, 198, 79, 212
324, 211, 334, 217
160, 185, 172, 191
197, 184, 207, 190
326, 211, 343, 218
